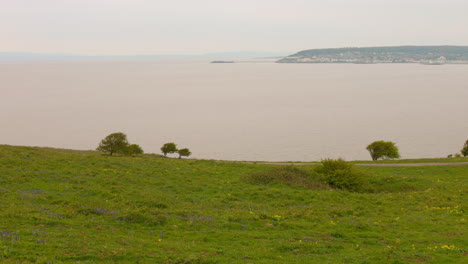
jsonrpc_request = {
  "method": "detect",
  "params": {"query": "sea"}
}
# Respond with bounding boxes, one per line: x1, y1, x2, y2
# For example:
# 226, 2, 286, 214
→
1, 59, 467, 161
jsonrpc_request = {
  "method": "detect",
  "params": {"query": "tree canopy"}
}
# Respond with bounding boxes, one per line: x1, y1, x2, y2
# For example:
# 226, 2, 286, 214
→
366, 141, 400, 161
177, 148, 192, 159
97, 133, 144, 156
161, 143, 178, 156
126, 144, 144, 156
96, 132, 129, 156
461, 139, 468, 157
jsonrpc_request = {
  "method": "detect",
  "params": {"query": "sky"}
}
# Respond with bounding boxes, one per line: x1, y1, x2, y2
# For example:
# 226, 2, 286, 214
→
1, 0, 467, 55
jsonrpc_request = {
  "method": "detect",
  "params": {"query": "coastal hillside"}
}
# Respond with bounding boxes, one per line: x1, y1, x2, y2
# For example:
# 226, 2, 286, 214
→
0, 145, 466, 263
277, 45, 468, 64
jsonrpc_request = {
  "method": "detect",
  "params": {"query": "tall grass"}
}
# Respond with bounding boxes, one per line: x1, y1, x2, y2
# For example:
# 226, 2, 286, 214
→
243, 166, 330, 190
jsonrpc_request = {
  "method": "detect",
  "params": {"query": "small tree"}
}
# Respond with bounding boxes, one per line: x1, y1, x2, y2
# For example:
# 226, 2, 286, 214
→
366, 140, 400, 161
126, 144, 144, 156
461, 139, 468, 157
177, 148, 192, 159
97, 132, 129, 156
161, 142, 177, 156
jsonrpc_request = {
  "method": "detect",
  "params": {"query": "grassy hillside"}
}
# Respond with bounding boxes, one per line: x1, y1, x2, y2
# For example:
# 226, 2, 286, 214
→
353, 157, 468, 164
0, 145, 466, 263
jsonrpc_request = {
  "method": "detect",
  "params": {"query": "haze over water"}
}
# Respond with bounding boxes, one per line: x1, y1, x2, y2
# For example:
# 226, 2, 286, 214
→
1, 60, 467, 161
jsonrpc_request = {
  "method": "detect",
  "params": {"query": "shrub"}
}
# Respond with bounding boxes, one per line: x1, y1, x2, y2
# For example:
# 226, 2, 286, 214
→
313, 159, 366, 192
245, 161, 368, 192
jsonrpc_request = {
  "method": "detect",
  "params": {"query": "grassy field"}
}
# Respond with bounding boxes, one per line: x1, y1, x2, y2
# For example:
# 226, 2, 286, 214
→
0, 145, 466, 263
353, 157, 468, 164
251, 157, 468, 164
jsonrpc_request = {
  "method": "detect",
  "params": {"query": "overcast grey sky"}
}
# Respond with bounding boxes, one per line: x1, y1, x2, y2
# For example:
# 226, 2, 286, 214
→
1, 0, 467, 55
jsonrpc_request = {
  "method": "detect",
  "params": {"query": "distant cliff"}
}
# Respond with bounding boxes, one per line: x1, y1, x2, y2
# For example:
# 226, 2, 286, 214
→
277, 46, 468, 64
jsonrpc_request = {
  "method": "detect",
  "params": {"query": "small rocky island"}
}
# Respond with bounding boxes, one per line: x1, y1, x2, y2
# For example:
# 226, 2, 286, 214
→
277, 46, 468, 64
210, 61, 235, 63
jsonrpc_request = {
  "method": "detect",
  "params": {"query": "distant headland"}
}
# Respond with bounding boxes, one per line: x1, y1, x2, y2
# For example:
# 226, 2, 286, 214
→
277, 45, 468, 64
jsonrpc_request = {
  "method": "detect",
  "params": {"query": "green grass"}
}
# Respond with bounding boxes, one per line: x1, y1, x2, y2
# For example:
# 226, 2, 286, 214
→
243, 166, 331, 190
0, 145, 467, 263
246, 156, 468, 164
353, 157, 468, 164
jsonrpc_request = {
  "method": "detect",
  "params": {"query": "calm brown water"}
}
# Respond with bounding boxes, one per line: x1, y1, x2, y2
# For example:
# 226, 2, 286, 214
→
1, 60, 467, 161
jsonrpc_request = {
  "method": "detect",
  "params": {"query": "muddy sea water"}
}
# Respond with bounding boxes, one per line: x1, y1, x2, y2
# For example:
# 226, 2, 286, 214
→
1, 60, 467, 161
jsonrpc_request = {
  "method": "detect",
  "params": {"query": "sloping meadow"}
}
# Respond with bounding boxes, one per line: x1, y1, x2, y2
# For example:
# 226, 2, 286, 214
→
243, 159, 420, 193
0, 145, 466, 263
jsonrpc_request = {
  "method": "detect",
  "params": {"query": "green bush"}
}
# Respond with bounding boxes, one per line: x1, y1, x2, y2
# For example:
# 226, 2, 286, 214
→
245, 161, 368, 192
313, 159, 367, 192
